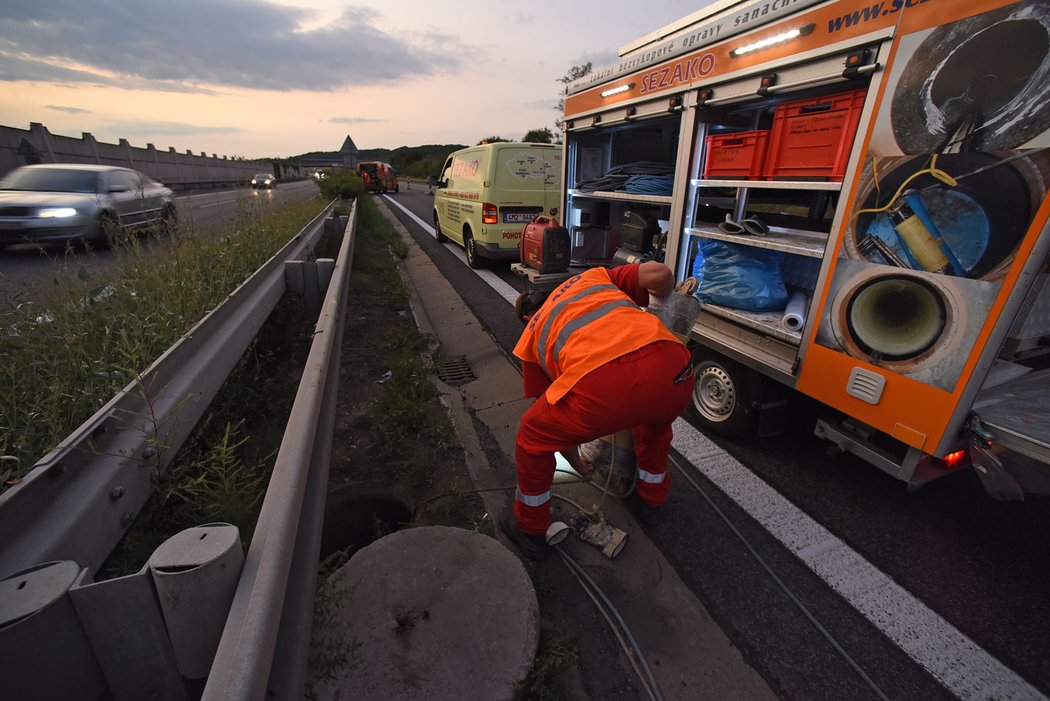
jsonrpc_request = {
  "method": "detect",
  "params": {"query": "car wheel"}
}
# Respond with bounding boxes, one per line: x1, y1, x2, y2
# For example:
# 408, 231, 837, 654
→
464, 228, 483, 269
688, 352, 756, 438
434, 212, 449, 243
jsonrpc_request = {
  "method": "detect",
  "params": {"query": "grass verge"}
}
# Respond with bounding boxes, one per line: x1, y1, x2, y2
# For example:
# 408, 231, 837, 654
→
0, 197, 326, 487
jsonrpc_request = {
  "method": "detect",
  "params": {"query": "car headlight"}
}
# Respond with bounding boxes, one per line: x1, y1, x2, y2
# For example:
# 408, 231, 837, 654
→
38, 207, 78, 219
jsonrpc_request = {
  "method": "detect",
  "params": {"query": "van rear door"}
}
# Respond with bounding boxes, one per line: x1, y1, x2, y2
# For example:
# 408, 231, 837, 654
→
493, 145, 562, 225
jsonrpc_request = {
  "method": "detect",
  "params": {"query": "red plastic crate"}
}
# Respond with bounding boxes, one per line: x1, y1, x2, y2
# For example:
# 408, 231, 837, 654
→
703, 130, 770, 179
763, 88, 867, 181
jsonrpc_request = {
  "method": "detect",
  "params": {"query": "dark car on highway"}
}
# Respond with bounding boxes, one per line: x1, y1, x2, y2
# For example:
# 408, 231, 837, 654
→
251, 173, 277, 189
0, 164, 176, 248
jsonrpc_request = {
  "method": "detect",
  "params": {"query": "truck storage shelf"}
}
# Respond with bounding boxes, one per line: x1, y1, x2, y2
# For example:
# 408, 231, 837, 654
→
972, 367, 1050, 465
691, 178, 843, 191
699, 303, 802, 346
568, 189, 673, 205
685, 226, 828, 258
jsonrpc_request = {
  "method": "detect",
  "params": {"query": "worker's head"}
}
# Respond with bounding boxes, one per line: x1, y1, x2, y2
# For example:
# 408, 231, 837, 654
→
515, 289, 550, 324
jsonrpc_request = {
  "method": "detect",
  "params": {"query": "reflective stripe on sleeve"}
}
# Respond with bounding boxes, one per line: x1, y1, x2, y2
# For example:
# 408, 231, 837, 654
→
516, 487, 552, 507
637, 469, 666, 484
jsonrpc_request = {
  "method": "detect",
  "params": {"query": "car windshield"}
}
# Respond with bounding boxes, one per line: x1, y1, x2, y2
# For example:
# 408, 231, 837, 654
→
254, 173, 271, 178
0, 169, 99, 193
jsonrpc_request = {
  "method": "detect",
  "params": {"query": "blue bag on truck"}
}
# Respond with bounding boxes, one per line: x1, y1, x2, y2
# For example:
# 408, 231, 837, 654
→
692, 239, 788, 311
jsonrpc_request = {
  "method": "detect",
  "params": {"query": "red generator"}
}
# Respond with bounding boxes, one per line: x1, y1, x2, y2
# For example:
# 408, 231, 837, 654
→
519, 217, 570, 273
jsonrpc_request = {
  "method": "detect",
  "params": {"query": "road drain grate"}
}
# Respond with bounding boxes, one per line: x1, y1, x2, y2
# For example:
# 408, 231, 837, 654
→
437, 356, 476, 385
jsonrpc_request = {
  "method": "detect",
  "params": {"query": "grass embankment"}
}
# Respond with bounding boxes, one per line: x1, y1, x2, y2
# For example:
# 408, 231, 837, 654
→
0, 198, 325, 487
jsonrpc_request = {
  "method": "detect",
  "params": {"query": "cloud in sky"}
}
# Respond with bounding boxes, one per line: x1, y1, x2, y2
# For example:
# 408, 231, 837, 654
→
0, 0, 463, 92
0, 0, 711, 156
104, 121, 245, 137
46, 105, 91, 115
329, 117, 390, 124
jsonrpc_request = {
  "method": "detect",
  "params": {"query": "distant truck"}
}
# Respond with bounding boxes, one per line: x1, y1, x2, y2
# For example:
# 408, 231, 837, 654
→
357, 161, 398, 194
433, 142, 562, 268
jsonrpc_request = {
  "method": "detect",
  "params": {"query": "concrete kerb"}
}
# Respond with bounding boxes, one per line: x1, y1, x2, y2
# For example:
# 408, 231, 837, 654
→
375, 197, 777, 701
379, 199, 520, 519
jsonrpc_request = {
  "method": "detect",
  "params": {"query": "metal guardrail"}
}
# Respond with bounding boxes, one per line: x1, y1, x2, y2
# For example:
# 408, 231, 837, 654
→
1, 199, 357, 700
0, 202, 334, 579
203, 199, 357, 700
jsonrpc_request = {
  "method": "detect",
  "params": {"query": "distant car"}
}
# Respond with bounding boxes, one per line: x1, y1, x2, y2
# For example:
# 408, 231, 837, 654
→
0, 164, 176, 248
251, 173, 277, 189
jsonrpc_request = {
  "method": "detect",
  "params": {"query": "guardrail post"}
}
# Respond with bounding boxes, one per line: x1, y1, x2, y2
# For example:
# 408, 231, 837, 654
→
0, 561, 107, 701
69, 566, 188, 701
149, 523, 243, 680
286, 212, 340, 319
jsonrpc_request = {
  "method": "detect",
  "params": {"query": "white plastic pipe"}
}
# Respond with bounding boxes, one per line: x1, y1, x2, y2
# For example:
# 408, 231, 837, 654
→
782, 291, 808, 332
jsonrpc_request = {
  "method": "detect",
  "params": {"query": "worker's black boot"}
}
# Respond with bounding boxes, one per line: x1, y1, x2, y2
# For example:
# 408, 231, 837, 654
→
498, 510, 548, 561
625, 491, 663, 526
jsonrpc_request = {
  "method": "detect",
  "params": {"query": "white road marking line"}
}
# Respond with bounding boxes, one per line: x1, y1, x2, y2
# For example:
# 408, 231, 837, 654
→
671, 419, 1046, 701
383, 195, 519, 304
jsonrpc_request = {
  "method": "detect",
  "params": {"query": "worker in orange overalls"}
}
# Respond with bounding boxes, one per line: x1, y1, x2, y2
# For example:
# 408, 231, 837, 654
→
502, 261, 694, 559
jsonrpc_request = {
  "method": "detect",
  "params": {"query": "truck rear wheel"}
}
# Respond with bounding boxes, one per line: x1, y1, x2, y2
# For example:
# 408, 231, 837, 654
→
689, 352, 757, 438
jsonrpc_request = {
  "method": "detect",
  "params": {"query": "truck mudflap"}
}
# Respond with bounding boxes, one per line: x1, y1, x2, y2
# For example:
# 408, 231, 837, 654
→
971, 367, 1050, 466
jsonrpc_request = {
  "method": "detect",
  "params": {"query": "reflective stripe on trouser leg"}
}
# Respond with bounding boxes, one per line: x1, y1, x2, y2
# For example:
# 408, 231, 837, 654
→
513, 485, 553, 537
633, 421, 673, 507
514, 486, 553, 538
637, 469, 666, 485
516, 397, 565, 537
516, 488, 551, 507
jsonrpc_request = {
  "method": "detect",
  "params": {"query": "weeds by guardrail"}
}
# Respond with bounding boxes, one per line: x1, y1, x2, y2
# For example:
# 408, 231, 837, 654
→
0, 198, 325, 488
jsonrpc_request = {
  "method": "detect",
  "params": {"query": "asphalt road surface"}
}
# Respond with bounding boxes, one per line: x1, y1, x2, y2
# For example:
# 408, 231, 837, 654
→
380, 183, 1050, 701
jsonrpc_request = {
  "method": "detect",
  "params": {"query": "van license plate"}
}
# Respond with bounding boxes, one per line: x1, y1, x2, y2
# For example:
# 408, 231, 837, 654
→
503, 213, 535, 223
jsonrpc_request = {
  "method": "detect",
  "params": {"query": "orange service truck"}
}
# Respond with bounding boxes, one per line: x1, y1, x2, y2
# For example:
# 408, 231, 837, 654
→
561, 0, 1050, 489
357, 161, 398, 194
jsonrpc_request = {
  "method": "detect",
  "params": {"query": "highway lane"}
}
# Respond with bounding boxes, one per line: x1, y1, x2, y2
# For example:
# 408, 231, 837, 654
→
380, 185, 1050, 700
0, 179, 321, 314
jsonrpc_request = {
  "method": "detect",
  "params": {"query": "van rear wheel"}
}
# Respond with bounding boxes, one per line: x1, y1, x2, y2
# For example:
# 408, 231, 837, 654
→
464, 229, 484, 269
433, 212, 449, 243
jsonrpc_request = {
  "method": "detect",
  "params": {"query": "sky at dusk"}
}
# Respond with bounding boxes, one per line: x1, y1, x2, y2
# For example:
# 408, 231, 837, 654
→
0, 0, 715, 160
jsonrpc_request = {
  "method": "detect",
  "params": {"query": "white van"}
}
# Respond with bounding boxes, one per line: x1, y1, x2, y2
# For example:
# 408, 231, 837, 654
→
433, 142, 562, 267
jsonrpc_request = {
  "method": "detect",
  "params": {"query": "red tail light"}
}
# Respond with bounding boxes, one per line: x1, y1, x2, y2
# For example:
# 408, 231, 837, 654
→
483, 203, 497, 225
920, 448, 969, 473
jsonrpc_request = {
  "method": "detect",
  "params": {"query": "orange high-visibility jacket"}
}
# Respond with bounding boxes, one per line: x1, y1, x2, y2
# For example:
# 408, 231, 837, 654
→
513, 267, 681, 405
